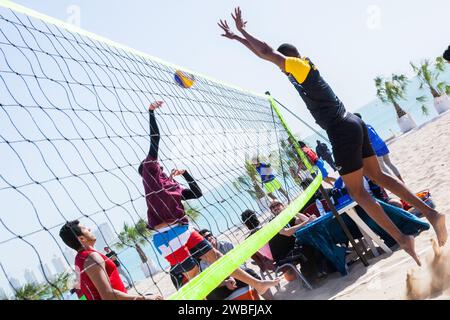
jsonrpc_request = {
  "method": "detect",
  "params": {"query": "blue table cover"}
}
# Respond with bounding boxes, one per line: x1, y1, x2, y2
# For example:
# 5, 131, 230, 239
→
295, 200, 430, 275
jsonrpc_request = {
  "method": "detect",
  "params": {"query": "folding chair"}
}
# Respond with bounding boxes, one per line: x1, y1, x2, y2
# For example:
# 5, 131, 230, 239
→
251, 234, 313, 290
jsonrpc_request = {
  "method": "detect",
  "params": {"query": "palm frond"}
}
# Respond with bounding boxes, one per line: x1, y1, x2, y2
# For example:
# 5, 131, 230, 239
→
421, 105, 430, 116
416, 95, 427, 103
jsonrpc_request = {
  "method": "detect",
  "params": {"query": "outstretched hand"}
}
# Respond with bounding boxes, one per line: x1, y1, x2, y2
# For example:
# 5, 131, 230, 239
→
169, 169, 186, 180
218, 19, 237, 40
231, 7, 247, 32
149, 101, 164, 111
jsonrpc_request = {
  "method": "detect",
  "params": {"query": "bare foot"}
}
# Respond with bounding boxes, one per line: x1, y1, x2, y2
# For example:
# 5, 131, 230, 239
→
427, 211, 448, 247
399, 235, 421, 267
253, 278, 281, 295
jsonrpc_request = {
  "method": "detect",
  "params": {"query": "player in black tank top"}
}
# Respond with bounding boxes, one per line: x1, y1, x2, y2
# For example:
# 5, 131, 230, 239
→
217, 7, 447, 265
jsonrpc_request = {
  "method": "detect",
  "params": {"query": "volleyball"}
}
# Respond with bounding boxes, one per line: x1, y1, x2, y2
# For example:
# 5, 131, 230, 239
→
174, 70, 195, 88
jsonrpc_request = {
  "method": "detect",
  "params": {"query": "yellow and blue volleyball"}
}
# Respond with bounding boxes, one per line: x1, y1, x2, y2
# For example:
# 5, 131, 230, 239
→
174, 70, 195, 88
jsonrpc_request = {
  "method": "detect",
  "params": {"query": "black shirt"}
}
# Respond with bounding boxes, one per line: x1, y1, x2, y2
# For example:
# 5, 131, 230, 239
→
106, 250, 120, 267
286, 57, 346, 131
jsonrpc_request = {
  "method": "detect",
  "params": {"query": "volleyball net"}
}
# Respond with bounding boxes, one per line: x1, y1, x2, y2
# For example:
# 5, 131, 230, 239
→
0, 0, 321, 300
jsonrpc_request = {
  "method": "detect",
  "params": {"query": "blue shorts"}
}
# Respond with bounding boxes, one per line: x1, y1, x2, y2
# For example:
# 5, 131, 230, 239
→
316, 158, 329, 179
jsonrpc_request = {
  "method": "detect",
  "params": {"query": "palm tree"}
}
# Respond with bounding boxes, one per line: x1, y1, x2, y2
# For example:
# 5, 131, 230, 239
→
183, 202, 201, 222
375, 74, 409, 118
411, 57, 450, 115
233, 159, 265, 201
14, 282, 49, 300
48, 271, 74, 300
375, 74, 416, 132
115, 218, 152, 264
279, 138, 305, 187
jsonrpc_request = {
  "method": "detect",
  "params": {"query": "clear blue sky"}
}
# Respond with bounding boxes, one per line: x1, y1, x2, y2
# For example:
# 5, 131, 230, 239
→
1, 0, 449, 295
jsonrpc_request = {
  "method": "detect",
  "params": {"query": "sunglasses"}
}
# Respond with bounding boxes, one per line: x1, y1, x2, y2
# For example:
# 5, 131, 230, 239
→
270, 203, 283, 210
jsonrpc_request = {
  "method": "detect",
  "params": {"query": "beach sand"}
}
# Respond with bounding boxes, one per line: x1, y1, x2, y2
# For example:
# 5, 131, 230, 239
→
279, 110, 450, 300
131, 110, 450, 300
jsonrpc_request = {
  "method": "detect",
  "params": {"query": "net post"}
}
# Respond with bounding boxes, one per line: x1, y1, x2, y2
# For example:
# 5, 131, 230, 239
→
265, 92, 369, 267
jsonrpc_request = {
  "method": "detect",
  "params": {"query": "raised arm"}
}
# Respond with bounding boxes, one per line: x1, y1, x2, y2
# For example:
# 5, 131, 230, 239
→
147, 101, 163, 159
229, 7, 286, 70
169, 169, 203, 200
218, 19, 264, 59
279, 215, 316, 237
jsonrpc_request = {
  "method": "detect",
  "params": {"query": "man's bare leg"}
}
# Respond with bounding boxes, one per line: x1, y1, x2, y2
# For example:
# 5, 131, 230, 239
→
200, 249, 280, 295
363, 156, 447, 246
183, 264, 200, 282
342, 168, 421, 266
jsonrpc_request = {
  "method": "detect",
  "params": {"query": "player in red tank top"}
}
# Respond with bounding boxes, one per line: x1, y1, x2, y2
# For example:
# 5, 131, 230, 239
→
60, 220, 163, 300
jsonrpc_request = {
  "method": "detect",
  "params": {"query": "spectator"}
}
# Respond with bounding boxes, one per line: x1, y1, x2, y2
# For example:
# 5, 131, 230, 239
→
199, 229, 273, 300
252, 156, 290, 203
334, 176, 402, 208
294, 140, 337, 186
315, 140, 337, 171
354, 113, 404, 182
104, 246, 133, 289
59, 220, 162, 300
268, 201, 331, 280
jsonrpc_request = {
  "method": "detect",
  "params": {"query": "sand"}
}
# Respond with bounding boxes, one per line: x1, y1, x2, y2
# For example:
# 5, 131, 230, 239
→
130, 110, 450, 300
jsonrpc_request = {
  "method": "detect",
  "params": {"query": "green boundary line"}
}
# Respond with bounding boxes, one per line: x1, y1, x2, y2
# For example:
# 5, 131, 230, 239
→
266, 94, 316, 174
0, 0, 266, 99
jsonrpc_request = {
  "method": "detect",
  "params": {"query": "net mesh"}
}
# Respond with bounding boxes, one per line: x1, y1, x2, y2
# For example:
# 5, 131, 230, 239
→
0, 3, 318, 300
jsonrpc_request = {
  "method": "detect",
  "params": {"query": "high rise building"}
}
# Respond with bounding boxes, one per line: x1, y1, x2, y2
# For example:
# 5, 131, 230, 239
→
52, 255, 67, 275
100, 222, 115, 244
63, 248, 76, 266
0, 287, 8, 299
42, 263, 55, 282
93, 222, 116, 251
24, 269, 38, 285
8, 277, 21, 291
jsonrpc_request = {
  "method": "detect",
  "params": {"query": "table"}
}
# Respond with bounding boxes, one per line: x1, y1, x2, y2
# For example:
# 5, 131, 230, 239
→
334, 201, 392, 257
295, 200, 430, 275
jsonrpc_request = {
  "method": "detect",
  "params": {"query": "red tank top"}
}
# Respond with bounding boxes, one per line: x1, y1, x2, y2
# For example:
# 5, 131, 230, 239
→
302, 146, 319, 164
75, 248, 127, 300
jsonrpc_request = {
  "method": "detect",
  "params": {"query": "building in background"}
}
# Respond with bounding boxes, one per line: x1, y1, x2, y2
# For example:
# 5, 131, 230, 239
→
63, 247, 76, 266
24, 269, 38, 285
8, 277, 21, 291
0, 287, 8, 299
52, 255, 67, 275
42, 263, 55, 282
94, 222, 115, 250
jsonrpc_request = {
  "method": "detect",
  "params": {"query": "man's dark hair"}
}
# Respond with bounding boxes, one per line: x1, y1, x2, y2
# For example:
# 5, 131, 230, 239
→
297, 141, 306, 148
59, 220, 83, 251
277, 43, 301, 58
241, 210, 260, 230
444, 46, 450, 62
354, 112, 362, 119
199, 229, 212, 238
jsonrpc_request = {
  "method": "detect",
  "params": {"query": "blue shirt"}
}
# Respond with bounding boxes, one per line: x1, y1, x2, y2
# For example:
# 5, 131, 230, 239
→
366, 124, 389, 156
256, 163, 275, 183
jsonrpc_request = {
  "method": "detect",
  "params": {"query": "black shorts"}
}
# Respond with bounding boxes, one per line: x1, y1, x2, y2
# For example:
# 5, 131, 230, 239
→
326, 112, 375, 175
170, 239, 213, 276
